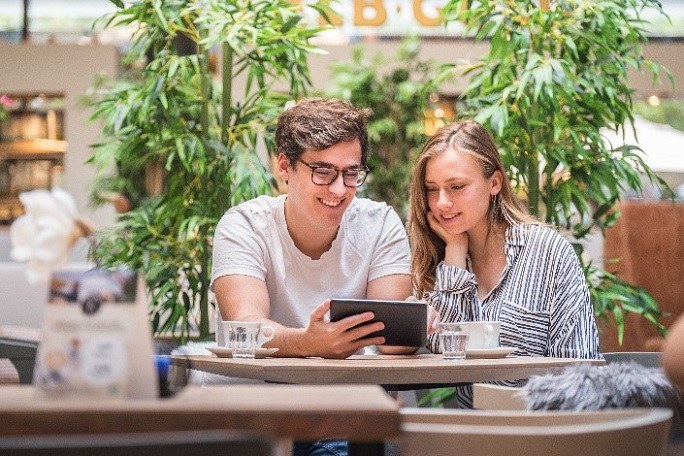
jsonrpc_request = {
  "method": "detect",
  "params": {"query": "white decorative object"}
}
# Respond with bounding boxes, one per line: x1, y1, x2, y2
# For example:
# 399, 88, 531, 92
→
9, 188, 92, 283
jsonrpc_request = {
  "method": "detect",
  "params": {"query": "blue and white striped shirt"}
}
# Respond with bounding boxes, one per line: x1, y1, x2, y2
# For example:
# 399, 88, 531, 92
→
425, 223, 601, 408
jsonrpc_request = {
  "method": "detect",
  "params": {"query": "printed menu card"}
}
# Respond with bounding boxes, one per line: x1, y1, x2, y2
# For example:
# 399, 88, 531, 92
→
33, 266, 157, 400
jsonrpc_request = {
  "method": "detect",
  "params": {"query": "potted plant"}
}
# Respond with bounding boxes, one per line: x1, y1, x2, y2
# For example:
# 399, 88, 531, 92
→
440, 0, 671, 345
87, 0, 334, 342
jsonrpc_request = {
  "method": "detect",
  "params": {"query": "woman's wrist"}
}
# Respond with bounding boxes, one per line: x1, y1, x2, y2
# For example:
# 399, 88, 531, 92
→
444, 243, 467, 268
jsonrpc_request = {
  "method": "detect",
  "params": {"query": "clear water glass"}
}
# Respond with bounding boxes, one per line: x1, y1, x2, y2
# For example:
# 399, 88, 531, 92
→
232, 329, 257, 359
439, 331, 468, 360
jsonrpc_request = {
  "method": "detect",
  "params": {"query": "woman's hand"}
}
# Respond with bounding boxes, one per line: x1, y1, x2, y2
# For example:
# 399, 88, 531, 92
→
405, 296, 441, 335
427, 212, 468, 268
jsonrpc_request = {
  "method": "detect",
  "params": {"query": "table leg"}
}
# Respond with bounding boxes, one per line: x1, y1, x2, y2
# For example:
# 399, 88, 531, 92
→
348, 442, 384, 456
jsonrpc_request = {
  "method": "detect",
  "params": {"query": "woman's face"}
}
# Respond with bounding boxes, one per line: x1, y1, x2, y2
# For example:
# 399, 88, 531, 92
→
424, 148, 501, 237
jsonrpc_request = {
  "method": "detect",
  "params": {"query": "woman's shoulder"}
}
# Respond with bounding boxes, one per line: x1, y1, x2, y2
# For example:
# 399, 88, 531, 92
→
509, 223, 574, 253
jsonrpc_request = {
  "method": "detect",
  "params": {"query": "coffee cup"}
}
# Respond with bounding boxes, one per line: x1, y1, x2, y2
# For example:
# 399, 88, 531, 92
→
458, 321, 500, 350
221, 321, 275, 359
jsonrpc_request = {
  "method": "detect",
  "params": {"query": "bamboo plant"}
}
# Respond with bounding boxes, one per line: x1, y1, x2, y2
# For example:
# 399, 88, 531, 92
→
443, 0, 671, 343
419, 0, 673, 408
87, 0, 334, 342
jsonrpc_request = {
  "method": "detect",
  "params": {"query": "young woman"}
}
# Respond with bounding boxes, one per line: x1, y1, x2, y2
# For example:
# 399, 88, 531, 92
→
408, 120, 601, 407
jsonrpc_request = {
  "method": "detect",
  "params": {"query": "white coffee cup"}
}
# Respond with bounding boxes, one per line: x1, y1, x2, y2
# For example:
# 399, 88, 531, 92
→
221, 321, 275, 359
458, 321, 500, 350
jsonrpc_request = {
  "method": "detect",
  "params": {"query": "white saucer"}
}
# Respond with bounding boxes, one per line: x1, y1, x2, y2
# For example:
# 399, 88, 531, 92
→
206, 346, 279, 358
465, 346, 516, 359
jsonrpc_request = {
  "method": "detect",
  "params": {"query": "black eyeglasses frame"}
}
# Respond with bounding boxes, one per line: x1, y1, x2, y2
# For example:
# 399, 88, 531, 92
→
296, 159, 370, 188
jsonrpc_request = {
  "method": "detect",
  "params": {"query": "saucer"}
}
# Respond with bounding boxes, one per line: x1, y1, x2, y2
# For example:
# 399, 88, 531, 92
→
206, 346, 279, 358
465, 346, 516, 359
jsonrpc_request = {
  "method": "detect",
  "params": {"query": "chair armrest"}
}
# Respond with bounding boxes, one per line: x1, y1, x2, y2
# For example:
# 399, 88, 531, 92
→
472, 383, 526, 411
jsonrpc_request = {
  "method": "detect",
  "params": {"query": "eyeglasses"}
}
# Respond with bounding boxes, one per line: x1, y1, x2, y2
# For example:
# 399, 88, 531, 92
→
297, 159, 369, 187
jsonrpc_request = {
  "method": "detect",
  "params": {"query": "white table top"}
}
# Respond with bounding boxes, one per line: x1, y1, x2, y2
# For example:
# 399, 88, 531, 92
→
171, 354, 605, 386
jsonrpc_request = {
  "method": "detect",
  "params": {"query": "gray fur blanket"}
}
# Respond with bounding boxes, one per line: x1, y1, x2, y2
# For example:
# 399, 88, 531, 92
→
521, 362, 682, 411
520, 362, 684, 442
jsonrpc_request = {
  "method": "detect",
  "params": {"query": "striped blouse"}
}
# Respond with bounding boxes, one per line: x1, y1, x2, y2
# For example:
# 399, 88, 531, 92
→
425, 223, 601, 408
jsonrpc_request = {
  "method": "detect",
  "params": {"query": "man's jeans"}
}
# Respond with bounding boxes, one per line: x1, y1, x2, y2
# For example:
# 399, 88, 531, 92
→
293, 439, 348, 456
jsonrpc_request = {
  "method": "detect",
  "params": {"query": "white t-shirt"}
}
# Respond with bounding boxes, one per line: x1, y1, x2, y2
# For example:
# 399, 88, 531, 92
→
211, 194, 411, 332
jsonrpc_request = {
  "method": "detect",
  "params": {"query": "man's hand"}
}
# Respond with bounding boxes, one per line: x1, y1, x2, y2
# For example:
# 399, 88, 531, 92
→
404, 295, 440, 335
302, 299, 385, 359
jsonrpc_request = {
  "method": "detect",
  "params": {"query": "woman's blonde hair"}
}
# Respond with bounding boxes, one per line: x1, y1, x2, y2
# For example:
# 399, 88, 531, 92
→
408, 120, 537, 297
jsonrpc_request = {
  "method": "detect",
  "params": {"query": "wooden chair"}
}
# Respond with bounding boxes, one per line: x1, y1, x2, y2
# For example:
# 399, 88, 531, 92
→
401, 408, 673, 456
0, 429, 280, 456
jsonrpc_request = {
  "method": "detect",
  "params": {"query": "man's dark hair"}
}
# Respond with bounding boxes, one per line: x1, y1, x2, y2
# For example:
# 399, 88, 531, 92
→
275, 98, 372, 166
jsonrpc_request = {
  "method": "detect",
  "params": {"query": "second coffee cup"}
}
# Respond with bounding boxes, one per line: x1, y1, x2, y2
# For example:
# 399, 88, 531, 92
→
459, 321, 501, 350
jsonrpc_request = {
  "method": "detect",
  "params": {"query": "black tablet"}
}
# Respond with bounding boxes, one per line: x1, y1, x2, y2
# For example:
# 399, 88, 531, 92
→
329, 299, 428, 347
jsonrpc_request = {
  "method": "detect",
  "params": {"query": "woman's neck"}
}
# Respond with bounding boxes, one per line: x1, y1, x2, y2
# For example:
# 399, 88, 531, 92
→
468, 222, 507, 265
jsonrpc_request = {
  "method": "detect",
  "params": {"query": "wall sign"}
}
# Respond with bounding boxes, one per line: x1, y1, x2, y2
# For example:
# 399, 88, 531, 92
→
295, 0, 466, 37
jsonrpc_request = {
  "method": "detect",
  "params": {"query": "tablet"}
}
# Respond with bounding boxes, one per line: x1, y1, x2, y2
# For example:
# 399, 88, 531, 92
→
329, 299, 428, 347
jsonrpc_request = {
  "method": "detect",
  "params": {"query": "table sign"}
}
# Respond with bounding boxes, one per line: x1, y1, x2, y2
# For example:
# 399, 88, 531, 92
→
33, 267, 157, 399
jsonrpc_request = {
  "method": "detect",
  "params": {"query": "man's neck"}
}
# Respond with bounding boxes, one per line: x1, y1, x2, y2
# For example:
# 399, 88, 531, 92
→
284, 199, 339, 260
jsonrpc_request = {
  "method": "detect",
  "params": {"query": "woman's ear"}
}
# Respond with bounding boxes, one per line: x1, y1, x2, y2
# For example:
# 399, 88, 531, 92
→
277, 153, 290, 183
490, 170, 504, 196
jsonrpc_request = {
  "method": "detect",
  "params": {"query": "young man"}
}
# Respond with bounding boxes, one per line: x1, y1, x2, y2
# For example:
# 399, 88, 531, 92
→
211, 98, 416, 358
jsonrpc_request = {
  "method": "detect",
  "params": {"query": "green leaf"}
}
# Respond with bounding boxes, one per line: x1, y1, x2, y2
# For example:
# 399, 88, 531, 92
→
475, 20, 497, 40
281, 14, 302, 34
612, 306, 625, 345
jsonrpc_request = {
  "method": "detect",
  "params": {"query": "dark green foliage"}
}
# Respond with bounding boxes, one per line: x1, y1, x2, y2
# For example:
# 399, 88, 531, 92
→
327, 37, 454, 219
86, 0, 332, 342
440, 0, 670, 345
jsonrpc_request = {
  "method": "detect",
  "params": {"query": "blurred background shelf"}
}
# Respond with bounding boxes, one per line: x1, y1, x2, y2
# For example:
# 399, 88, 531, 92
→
0, 93, 66, 225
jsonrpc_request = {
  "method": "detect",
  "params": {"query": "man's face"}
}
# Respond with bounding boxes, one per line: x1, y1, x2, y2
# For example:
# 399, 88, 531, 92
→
278, 138, 362, 233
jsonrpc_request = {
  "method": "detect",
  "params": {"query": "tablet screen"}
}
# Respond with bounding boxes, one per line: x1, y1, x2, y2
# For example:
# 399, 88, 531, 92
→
329, 299, 427, 347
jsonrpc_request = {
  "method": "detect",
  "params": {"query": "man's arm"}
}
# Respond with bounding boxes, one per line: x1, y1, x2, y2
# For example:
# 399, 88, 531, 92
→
214, 275, 386, 358
214, 275, 304, 356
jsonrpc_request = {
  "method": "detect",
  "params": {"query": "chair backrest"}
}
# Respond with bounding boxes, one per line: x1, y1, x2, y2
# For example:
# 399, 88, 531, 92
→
401, 408, 673, 456
0, 358, 20, 384
0, 336, 38, 384
602, 352, 662, 368
0, 429, 278, 456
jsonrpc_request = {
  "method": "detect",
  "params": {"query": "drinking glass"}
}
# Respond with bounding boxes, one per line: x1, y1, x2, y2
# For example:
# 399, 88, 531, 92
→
222, 321, 274, 359
232, 326, 257, 359
437, 323, 468, 360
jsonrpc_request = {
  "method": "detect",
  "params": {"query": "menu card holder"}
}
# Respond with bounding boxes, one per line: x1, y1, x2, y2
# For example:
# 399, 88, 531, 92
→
33, 266, 158, 400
